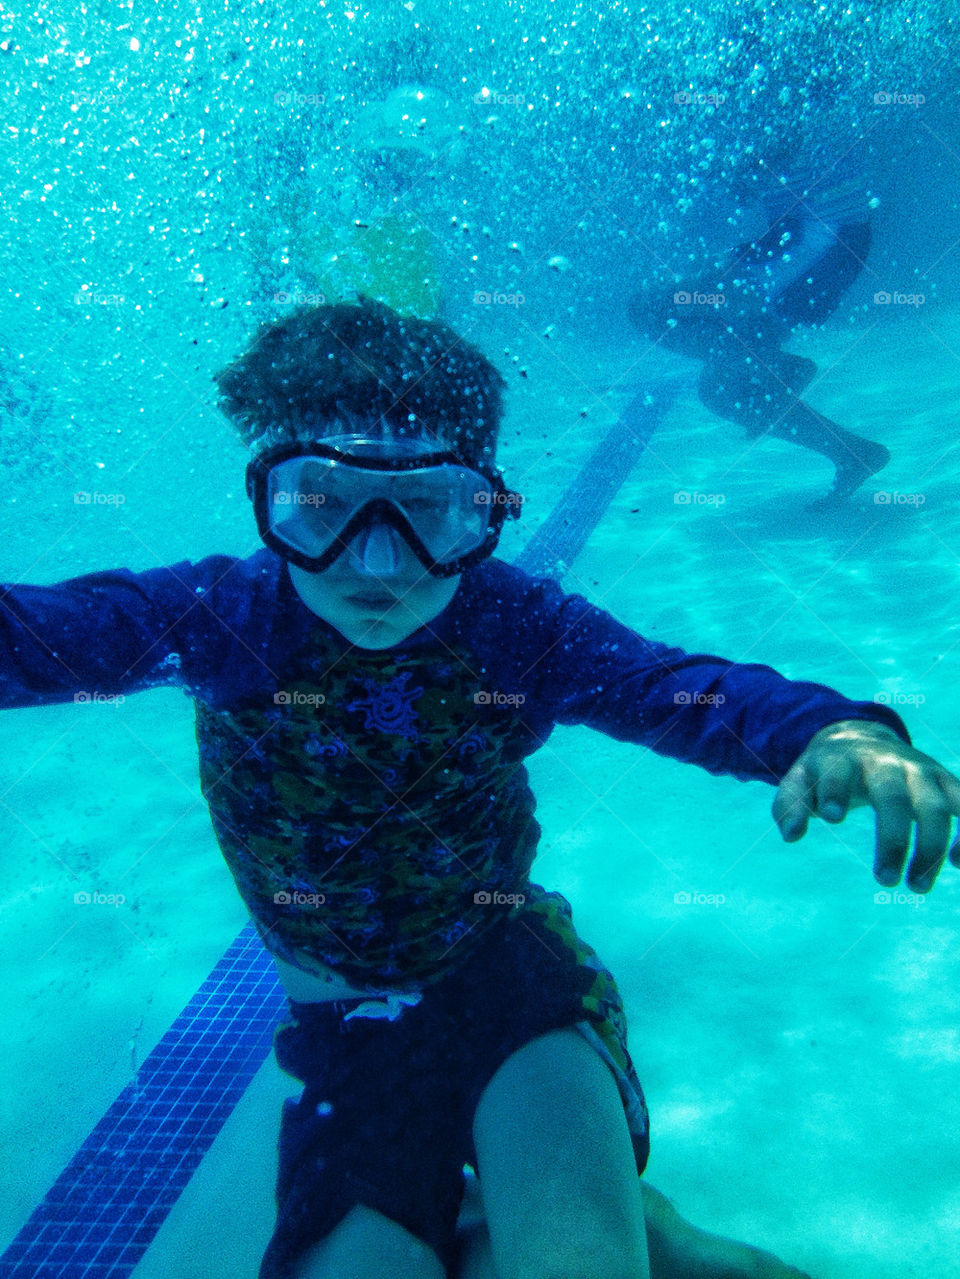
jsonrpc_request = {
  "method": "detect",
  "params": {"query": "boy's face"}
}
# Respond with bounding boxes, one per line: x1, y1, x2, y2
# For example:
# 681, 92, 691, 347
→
288, 550, 460, 649
282, 425, 464, 648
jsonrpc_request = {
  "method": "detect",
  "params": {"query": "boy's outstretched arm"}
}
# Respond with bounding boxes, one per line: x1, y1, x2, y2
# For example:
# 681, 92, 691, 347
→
773, 719, 960, 893
0, 556, 239, 708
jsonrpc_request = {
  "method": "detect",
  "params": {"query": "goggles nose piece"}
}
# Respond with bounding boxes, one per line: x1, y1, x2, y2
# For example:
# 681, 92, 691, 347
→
353, 521, 403, 575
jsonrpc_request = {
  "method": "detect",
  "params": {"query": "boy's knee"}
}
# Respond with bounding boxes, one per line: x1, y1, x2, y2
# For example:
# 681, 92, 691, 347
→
291, 1204, 446, 1279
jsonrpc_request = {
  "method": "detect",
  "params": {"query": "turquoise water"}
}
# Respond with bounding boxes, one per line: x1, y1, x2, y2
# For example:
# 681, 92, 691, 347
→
2, 2, 959, 1276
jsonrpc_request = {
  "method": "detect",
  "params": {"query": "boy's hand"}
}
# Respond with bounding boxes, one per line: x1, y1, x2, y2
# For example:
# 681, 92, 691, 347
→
772, 719, 960, 893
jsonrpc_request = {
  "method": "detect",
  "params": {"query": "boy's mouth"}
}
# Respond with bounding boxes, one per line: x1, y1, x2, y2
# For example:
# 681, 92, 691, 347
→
347, 592, 400, 609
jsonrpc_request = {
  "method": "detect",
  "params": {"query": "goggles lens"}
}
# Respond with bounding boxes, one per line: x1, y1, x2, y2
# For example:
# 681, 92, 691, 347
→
264, 450, 497, 568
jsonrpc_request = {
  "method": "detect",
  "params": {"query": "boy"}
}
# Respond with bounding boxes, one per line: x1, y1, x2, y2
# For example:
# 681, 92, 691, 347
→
2, 299, 957, 1279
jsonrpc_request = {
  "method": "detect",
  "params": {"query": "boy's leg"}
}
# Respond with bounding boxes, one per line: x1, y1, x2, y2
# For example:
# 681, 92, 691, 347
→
292, 1203, 446, 1279
638, 1183, 814, 1279
471, 1025, 651, 1279
457, 1177, 813, 1279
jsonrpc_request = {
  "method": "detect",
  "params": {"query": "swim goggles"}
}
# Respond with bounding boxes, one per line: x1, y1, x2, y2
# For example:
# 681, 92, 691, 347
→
245, 435, 522, 577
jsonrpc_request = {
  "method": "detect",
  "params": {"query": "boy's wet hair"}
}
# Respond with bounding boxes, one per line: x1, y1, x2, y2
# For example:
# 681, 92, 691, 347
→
214, 297, 506, 465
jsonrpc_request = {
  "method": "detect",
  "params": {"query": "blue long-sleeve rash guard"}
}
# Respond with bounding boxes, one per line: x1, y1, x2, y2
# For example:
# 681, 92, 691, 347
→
0, 550, 910, 988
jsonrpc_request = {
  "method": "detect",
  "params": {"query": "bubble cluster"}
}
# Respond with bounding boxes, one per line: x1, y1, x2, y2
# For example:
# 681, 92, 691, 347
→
0, 0, 953, 495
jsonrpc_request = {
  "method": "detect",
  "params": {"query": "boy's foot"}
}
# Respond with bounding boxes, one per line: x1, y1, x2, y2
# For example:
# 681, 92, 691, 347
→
641, 1183, 813, 1279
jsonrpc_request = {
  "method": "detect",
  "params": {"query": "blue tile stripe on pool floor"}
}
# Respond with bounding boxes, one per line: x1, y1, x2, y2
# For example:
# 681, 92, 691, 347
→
0, 923, 286, 1279
0, 387, 671, 1277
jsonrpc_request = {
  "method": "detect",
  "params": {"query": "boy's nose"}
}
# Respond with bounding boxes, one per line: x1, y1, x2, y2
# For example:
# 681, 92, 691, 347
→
348, 522, 405, 575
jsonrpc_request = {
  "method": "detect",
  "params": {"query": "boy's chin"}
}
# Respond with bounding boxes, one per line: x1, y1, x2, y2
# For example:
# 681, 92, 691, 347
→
340, 613, 424, 649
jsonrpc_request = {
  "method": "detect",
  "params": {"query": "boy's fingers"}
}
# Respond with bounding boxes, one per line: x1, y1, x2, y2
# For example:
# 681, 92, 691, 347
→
870, 771, 915, 885
772, 763, 815, 840
775, 738, 960, 885
775, 750, 858, 840
937, 774, 960, 868
870, 766, 960, 889
900, 778, 957, 891
814, 755, 857, 821
922, 802, 954, 880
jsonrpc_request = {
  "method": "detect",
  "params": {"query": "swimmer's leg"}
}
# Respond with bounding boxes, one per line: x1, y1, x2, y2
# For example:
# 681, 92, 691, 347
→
457, 1179, 813, 1279
698, 359, 889, 498
765, 400, 890, 499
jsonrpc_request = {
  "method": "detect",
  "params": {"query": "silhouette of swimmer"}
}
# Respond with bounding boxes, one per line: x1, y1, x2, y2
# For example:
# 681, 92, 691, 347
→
629, 165, 891, 501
